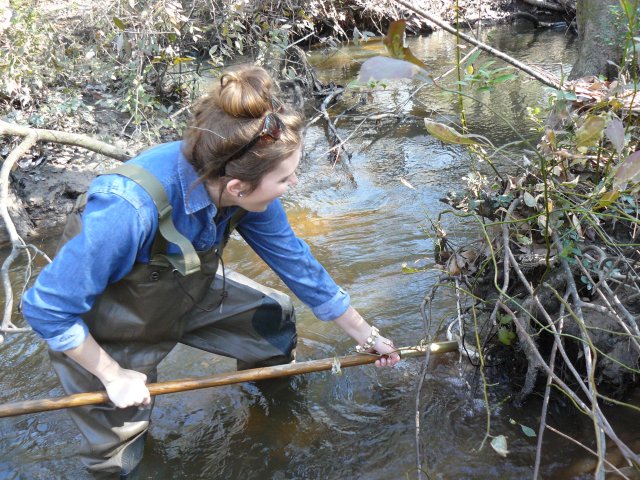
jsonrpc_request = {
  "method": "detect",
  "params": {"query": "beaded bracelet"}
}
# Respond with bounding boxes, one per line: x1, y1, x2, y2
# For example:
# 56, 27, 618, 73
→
355, 326, 380, 353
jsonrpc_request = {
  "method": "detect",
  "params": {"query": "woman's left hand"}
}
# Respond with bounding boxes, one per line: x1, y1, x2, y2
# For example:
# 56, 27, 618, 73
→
332, 306, 401, 368
371, 334, 401, 368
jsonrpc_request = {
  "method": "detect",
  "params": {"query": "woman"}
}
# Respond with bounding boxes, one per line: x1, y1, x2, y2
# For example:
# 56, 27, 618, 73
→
22, 65, 400, 476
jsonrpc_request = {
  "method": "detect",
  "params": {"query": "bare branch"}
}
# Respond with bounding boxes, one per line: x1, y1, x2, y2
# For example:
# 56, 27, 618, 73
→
0, 120, 130, 161
0, 134, 38, 342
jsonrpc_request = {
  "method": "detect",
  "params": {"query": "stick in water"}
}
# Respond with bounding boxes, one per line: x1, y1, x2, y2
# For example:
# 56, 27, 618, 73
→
0, 341, 458, 418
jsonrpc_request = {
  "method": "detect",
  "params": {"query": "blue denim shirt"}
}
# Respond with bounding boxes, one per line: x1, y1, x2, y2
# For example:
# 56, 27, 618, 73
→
22, 141, 350, 351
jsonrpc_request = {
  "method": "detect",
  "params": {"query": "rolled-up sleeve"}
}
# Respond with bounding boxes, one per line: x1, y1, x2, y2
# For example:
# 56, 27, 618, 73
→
41, 322, 90, 351
22, 177, 153, 351
237, 199, 350, 321
311, 287, 350, 320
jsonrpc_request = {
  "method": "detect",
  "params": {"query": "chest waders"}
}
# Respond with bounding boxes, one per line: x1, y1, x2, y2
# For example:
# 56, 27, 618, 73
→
48, 164, 297, 476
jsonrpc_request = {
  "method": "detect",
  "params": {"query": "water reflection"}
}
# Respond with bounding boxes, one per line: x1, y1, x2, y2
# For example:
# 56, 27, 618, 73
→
0, 25, 592, 479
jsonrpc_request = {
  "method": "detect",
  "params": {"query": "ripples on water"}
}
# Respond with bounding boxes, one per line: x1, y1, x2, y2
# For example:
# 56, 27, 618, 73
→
0, 25, 611, 479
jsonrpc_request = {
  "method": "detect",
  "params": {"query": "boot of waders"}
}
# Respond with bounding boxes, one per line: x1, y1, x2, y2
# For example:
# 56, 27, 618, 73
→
119, 431, 146, 479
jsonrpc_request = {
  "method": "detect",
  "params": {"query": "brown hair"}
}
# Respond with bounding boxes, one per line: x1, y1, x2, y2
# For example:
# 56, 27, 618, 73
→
182, 65, 303, 192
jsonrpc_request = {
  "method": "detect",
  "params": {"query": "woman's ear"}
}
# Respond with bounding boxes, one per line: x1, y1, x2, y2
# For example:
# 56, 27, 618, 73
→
225, 178, 250, 197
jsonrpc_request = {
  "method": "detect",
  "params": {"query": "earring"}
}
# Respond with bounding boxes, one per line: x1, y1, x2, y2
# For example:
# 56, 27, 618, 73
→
238, 192, 244, 198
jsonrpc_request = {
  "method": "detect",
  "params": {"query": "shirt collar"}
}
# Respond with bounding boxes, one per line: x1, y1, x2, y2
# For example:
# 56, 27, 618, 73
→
177, 146, 217, 215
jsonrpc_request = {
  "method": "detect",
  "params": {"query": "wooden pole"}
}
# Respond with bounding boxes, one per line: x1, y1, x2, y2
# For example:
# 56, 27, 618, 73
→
0, 341, 458, 418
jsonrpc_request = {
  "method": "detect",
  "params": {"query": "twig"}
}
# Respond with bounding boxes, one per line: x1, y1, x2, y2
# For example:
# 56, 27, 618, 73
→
576, 264, 640, 355
490, 199, 518, 325
284, 31, 314, 51
0, 134, 38, 342
552, 233, 606, 479
415, 286, 437, 480
532, 293, 566, 480
318, 87, 352, 164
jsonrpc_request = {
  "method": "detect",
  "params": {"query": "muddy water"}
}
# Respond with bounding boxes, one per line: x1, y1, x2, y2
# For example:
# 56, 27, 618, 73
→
2, 25, 637, 479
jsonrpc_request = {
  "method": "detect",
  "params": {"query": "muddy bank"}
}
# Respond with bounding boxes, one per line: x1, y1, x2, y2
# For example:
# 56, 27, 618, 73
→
2, 107, 136, 244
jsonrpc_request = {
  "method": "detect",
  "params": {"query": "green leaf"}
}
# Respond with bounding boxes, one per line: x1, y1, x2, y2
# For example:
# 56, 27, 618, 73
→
113, 17, 126, 30
466, 49, 481, 65
523, 191, 537, 208
382, 20, 429, 70
596, 189, 620, 208
402, 265, 421, 273
498, 327, 516, 346
491, 435, 510, 457
424, 120, 480, 145
559, 176, 580, 188
575, 116, 605, 148
521, 425, 536, 437
172, 57, 194, 65
613, 151, 640, 189
493, 73, 517, 84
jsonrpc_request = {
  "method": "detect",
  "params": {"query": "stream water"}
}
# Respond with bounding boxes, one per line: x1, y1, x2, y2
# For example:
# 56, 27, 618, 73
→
1, 25, 638, 479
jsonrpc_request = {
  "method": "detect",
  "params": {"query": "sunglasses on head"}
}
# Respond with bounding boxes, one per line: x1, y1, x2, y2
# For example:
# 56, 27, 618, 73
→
218, 112, 284, 177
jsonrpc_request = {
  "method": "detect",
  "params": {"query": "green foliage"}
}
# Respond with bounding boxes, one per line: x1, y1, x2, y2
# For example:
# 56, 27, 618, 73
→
497, 327, 516, 346
0, 1, 58, 107
455, 50, 518, 92
0, 0, 315, 133
508, 418, 536, 437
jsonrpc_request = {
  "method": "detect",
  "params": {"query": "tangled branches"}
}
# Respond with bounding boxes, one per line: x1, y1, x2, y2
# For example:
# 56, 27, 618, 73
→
425, 93, 640, 474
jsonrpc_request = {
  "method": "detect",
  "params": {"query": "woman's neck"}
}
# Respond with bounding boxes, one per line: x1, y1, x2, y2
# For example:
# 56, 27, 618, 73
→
205, 180, 231, 209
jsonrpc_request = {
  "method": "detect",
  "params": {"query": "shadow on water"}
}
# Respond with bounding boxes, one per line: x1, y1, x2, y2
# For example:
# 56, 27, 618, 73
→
4, 25, 636, 480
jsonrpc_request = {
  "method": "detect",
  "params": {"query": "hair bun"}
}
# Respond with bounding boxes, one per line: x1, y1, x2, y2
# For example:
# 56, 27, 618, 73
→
218, 66, 275, 118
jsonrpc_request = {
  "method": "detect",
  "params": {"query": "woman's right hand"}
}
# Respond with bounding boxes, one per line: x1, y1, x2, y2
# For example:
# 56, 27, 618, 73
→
64, 334, 151, 409
103, 368, 151, 408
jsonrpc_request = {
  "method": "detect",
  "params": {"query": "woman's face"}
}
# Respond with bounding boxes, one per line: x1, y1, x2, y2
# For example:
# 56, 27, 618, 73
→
236, 145, 302, 212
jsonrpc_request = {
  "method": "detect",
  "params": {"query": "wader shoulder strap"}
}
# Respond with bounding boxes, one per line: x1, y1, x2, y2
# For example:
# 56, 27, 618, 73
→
106, 163, 201, 276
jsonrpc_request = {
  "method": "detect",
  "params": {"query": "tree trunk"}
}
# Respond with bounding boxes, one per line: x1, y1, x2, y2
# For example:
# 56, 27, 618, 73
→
569, 0, 626, 80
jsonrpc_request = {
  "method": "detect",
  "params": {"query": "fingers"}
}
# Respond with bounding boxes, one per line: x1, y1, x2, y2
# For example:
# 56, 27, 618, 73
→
105, 369, 151, 408
374, 352, 401, 368
115, 387, 151, 408
140, 392, 152, 407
